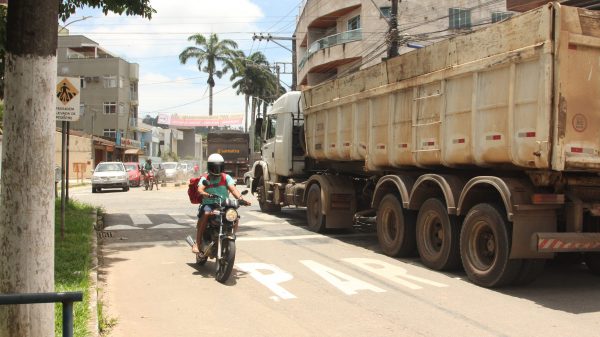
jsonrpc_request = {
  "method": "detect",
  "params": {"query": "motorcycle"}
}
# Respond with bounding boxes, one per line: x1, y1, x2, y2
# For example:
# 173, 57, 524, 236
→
186, 189, 250, 283
143, 169, 157, 191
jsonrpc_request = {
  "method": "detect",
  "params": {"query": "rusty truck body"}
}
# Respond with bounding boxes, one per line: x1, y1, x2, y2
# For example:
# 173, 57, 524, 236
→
249, 4, 600, 287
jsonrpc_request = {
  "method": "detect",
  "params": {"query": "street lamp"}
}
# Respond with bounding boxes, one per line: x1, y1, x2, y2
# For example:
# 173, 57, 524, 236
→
58, 16, 92, 34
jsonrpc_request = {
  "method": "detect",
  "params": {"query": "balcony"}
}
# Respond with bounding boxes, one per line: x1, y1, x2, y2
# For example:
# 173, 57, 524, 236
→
299, 29, 362, 70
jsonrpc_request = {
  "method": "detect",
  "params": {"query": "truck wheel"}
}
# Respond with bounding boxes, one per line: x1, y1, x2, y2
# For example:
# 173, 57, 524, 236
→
306, 184, 326, 232
416, 198, 461, 270
460, 203, 522, 288
512, 259, 545, 285
257, 177, 280, 213
584, 253, 600, 275
376, 194, 416, 256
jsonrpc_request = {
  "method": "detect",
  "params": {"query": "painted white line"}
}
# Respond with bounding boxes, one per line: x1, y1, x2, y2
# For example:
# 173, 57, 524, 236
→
148, 223, 188, 229
130, 214, 153, 225
104, 224, 140, 230
169, 213, 195, 224
237, 234, 324, 241
244, 220, 285, 227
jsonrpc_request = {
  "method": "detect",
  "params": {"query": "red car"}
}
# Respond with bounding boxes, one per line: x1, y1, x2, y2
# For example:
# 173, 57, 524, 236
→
124, 162, 142, 187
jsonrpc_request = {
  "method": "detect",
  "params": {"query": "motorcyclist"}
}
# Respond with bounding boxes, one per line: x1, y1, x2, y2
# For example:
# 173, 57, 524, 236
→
142, 158, 158, 190
192, 153, 249, 254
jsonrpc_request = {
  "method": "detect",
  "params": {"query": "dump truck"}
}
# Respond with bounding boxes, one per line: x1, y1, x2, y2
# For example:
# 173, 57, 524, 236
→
249, 3, 600, 287
207, 131, 249, 183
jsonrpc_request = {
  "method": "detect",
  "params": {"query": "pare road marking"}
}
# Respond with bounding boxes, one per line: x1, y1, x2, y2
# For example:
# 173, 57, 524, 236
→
237, 258, 448, 301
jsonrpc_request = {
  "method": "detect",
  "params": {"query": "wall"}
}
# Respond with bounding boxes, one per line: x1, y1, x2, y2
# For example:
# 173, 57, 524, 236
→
54, 131, 93, 180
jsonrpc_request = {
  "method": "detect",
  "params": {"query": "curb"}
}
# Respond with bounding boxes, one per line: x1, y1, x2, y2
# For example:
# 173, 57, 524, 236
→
88, 209, 100, 337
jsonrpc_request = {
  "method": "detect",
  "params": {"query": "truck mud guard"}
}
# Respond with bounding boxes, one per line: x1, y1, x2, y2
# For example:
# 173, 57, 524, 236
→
305, 175, 357, 229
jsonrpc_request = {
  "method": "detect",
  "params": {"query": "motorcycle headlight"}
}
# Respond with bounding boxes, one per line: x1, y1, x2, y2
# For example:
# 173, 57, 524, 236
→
224, 209, 238, 222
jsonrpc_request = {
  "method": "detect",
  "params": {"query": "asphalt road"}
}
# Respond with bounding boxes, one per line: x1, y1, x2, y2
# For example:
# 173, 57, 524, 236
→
70, 183, 600, 337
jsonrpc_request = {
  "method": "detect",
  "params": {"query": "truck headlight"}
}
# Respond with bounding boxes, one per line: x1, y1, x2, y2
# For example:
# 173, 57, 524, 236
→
224, 209, 238, 222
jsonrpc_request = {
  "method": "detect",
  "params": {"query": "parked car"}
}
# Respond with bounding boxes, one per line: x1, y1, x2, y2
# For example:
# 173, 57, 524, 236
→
162, 162, 183, 182
152, 163, 166, 184
92, 162, 129, 193
124, 162, 142, 187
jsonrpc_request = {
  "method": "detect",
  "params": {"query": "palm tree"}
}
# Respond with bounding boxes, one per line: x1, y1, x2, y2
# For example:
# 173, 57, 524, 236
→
227, 51, 272, 132
179, 33, 238, 117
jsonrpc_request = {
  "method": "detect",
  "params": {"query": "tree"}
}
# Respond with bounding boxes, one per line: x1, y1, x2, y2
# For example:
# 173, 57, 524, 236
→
227, 51, 270, 132
179, 33, 238, 117
0, 1, 153, 336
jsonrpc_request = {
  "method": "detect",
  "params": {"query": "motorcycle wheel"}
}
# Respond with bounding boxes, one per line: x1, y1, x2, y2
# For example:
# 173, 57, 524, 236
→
144, 180, 148, 190
150, 179, 154, 190
215, 240, 236, 284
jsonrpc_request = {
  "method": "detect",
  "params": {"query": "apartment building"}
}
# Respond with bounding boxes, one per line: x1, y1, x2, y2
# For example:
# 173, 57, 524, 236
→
296, 0, 513, 87
57, 35, 141, 162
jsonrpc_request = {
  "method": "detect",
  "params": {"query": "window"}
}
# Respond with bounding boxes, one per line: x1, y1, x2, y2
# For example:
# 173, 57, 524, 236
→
103, 102, 117, 114
267, 116, 277, 139
449, 8, 471, 29
348, 15, 360, 30
103, 75, 117, 88
492, 11, 513, 23
119, 76, 124, 88
103, 129, 117, 138
380, 6, 391, 18
80, 76, 86, 89
80, 103, 85, 116
119, 103, 125, 115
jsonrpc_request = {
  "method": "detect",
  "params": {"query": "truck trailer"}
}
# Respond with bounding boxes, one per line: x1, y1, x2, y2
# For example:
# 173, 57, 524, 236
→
249, 3, 600, 287
207, 131, 249, 183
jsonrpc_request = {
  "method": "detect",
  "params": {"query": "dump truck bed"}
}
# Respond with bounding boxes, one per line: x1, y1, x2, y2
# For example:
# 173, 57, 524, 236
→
302, 4, 600, 172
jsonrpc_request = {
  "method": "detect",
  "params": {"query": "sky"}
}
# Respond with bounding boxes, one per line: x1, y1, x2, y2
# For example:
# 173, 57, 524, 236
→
66, 0, 304, 126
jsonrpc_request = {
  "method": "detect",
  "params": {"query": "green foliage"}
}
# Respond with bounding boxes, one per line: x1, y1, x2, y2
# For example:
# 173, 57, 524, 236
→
59, 0, 156, 21
54, 199, 96, 337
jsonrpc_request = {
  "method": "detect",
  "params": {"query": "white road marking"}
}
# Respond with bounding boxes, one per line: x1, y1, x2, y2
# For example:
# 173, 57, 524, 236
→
300, 260, 386, 295
237, 234, 323, 241
343, 258, 448, 290
148, 223, 188, 230
104, 224, 139, 230
130, 214, 153, 225
170, 213, 195, 224
236, 263, 297, 300
243, 220, 285, 227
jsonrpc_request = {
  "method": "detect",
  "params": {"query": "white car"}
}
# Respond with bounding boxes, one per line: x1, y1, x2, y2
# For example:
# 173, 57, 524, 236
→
162, 161, 183, 182
92, 162, 129, 193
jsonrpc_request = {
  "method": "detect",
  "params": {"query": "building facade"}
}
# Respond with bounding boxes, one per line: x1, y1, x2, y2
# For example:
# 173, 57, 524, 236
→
296, 0, 513, 87
57, 35, 141, 161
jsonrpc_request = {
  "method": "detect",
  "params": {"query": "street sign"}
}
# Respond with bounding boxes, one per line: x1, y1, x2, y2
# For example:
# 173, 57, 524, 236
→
56, 77, 81, 121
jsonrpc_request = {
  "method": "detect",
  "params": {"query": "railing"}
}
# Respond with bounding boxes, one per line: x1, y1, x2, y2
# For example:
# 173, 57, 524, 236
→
0, 291, 83, 337
299, 29, 362, 70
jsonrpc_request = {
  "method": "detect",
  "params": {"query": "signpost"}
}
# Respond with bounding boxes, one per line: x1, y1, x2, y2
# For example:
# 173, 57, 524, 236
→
56, 77, 81, 239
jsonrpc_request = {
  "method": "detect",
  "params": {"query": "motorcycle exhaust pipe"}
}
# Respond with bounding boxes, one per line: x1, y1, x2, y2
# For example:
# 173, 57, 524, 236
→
185, 235, 196, 247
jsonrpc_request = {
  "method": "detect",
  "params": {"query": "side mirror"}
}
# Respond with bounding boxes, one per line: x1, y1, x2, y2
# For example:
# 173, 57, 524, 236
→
255, 118, 263, 137
202, 179, 210, 187
241, 190, 249, 196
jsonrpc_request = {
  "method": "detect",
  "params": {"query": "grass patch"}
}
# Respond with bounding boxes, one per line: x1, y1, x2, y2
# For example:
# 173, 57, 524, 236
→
54, 198, 96, 337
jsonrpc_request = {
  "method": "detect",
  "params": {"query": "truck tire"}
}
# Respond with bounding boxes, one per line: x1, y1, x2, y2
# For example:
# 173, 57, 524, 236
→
257, 177, 281, 213
460, 203, 522, 288
512, 259, 545, 285
416, 198, 461, 270
376, 194, 416, 257
584, 253, 600, 275
306, 184, 326, 232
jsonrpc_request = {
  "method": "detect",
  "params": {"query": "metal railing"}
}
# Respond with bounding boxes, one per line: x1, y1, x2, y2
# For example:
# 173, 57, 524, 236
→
299, 29, 363, 70
0, 291, 83, 337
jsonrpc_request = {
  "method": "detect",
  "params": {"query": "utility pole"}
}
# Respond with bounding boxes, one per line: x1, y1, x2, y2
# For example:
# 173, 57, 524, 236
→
252, 33, 297, 90
387, 0, 399, 58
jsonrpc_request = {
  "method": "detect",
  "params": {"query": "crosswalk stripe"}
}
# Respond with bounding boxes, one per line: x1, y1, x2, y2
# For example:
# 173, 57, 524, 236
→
170, 213, 196, 224
104, 224, 139, 230
148, 223, 188, 229
130, 214, 153, 225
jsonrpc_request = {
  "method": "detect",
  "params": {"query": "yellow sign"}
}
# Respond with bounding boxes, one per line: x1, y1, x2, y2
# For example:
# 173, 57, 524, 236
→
56, 77, 81, 121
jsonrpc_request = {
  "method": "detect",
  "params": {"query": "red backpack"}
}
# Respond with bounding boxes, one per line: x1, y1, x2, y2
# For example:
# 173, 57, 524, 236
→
187, 173, 227, 204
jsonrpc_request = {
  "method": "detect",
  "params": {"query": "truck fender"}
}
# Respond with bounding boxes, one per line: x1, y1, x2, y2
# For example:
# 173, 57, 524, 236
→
456, 177, 535, 221
371, 175, 416, 209
250, 160, 271, 193
408, 174, 466, 215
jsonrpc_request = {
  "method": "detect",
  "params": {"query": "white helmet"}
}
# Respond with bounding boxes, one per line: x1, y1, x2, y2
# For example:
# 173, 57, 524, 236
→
207, 153, 225, 176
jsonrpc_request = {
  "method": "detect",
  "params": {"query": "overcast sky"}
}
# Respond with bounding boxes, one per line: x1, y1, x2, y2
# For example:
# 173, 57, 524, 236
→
66, 0, 302, 126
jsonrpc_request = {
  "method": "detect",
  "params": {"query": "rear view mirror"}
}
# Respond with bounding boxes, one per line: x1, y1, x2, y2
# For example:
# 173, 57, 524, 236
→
255, 118, 263, 137
241, 190, 249, 196
202, 179, 210, 187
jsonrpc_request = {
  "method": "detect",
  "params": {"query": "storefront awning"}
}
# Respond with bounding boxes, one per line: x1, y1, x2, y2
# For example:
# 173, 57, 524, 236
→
124, 148, 144, 155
